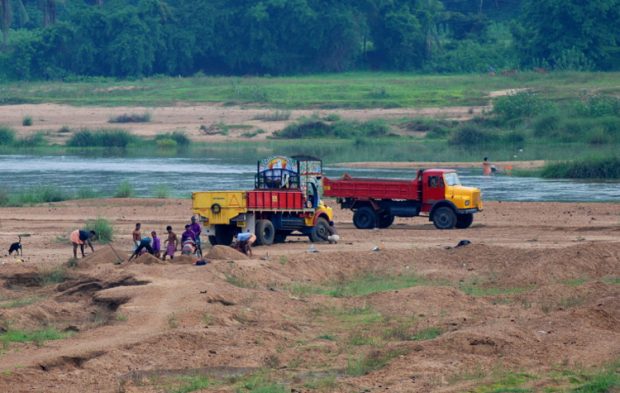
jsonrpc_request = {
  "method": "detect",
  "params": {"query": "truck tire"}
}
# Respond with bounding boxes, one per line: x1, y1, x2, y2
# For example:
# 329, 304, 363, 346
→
433, 206, 457, 230
455, 213, 474, 229
353, 207, 377, 229
310, 217, 330, 242
255, 219, 275, 246
214, 225, 235, 245
378, 212, 395, 228
274, 231, 291, 243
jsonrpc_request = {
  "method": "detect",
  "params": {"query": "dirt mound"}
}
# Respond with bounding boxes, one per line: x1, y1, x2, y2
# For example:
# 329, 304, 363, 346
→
170, 255, 198, 264
206, 245, 248, 260
80, 245, 125, 266
133, 253, 165, 265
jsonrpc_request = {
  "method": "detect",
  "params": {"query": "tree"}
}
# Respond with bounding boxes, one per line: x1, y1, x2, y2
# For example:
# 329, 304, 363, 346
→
1, 0, 27, 47
514, 0, 620, 70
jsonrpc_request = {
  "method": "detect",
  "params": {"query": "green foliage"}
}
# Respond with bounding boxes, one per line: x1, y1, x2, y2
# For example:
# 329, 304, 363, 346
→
67, 129, 136, 148
13, 132, 47, 148
541, 156, 620, 179
274, 118, 390, 139
108, 112, 151, 123
0, 328, 69, 348
346, 350, 404, 376
412, 327, 442, 341
152, 184, 170, 198
154, 131, 190, 147
493, 92, 550, 122
38, 266, 68, 285
0, 296, 41, 309
85, 217, 114, 244
0, 126, 16, 145
114, 181, 134, 198
171, 375, 212, 393
448, 126, 499, 146
12, 186, 69, 205
22, 115, 33, 126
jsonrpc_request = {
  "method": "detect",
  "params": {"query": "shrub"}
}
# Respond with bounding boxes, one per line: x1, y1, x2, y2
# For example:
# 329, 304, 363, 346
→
156, 138, 177, 149
533, 114, 560, 137
14, 132, 47, 147
574, 95, 620, 117
22, 115, 33, 126
448, 125, 499, 146
67, 129, 136, 148
58, 126, 71, 133
14, 186, 68, 205
114, 181, 134, 198
76, 188, 98, 199
274, 118, 390, 139
85, 217, 114, 244
493, 92, 550, 121
108, 112, 151, 123
253, 110, 291, 121
0, 126, 16, 145
155, 131, 190, 147
541, 156, 620, 179
152, 184, 170, 198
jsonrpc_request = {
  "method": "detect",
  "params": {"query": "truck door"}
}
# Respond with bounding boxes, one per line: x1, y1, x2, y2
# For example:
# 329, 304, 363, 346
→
422, 172, 445, 206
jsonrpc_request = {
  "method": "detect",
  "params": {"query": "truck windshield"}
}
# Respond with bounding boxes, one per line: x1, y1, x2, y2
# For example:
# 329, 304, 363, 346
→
443, 172, 461, 186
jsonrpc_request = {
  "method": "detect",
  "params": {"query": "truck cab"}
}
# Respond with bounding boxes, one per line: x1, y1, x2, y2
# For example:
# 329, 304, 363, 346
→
420, 169, 482, 229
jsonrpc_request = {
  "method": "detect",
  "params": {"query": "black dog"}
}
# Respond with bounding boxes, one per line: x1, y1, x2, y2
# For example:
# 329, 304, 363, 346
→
8, 236, 22, 256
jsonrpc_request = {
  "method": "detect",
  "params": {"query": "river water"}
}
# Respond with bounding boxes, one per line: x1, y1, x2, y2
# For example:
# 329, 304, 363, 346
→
0, 155, 618, 202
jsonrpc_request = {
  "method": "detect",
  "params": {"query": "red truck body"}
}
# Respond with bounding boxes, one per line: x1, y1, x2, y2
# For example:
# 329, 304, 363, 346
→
246, 189, 306, 211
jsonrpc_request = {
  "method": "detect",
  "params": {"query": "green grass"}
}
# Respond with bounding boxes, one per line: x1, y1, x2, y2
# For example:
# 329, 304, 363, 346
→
0, 296, 41, 309
603, 277, 620, 285
346, 349, 405, 376
85, 217, 114, 244
38, 266, 68, 285
234, 372, 287, 393
1, 72, 619, 108
21, 115, 33, 126
459, 280, 533, 297
412, 327, 442, 341
273, 117, 391, 139
170, 375, 212, 393
0, 327, 70, 347
67, 129, 137, 148
225, 275, 257, 289
114, 181, 134, 198
289, 273, 433, 298
541, 156, 620, 179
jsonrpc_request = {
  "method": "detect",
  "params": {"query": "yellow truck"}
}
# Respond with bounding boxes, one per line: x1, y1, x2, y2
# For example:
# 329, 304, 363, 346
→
192, 156, 333, 245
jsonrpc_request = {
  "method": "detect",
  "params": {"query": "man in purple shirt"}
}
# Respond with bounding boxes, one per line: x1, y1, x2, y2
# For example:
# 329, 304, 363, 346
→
181, 224, 196, 244
151, 231, 161, 258
189, 216, 202, 256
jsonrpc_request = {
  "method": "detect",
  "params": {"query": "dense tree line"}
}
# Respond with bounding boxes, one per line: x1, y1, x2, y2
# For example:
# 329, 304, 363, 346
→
0, 0, 618, 80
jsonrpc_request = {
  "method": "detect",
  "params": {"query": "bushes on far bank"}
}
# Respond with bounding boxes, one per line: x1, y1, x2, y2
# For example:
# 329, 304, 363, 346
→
67, 129, 137, 148
541, 156, 620, 179
273, 118, 391, 139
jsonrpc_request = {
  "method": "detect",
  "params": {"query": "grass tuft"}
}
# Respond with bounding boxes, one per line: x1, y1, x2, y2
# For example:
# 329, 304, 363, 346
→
346, 349, 405, 376
85, 217, 114, 244
67, 129, 137, 148
0, 327, 70, 348
114, 181, 134, 198
22, 115, 33, 126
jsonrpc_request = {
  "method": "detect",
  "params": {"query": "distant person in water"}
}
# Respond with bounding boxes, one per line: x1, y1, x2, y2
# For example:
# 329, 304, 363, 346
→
163, 226, 178, 260
71, 229, 97, 258
482, 157, 497, 176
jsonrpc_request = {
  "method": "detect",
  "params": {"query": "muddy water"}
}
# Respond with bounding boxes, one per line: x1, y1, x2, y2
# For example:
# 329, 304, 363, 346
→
0, 155, 618, 202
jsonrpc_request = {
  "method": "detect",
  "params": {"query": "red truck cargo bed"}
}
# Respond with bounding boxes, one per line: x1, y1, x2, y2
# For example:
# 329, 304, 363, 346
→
247, 190, 305, 210
323, 177, 419, 200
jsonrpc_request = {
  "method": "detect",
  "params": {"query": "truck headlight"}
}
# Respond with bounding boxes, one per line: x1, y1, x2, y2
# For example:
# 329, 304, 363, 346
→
465, 200, 470, 206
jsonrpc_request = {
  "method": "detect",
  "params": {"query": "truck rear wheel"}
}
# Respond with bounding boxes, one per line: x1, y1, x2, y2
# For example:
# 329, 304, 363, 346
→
353, 207, 377, 229
255, 219, 275, 246
378, 213, 395, 228
455, 213, 474, 229
214, 225, 235, 245
310, 217, 330, 242
433, 207, 457, 230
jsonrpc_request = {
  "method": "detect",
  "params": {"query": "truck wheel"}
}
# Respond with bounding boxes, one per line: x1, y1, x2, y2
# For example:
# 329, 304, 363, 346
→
455, 213, 474, 229
310, 218, 330, 242
353, 207, 376, 229
255, 219, 275, 246
274, 231, 291, 243
433, 207, 456, 230
214, 225, 235, 245
208, 235, 217, 246
378, 213, 395, 228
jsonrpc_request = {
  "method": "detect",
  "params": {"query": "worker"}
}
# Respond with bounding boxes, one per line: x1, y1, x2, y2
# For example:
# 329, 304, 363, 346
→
189, 216, 202, 256
132, 223, 142, 251
128, 235, 154, 261
163, 225, 178, 260
70, 229, 97, 259
181, 224, 196, 244
234, 231, 256, 256
151, 231, 161, 258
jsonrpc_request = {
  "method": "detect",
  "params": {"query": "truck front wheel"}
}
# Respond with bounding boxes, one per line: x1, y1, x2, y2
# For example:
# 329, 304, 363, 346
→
310, 218, 330, 242
455, 213, 474, 229
353, 207, 377, 229
433, 207, 457, 230
255, 219, 275, 246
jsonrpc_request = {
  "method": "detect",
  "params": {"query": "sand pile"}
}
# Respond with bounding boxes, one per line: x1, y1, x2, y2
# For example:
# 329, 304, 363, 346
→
170, 255, 198, 264
134, 253, 165, 265
81, 245, 125, 266
206, 245, 248, 260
